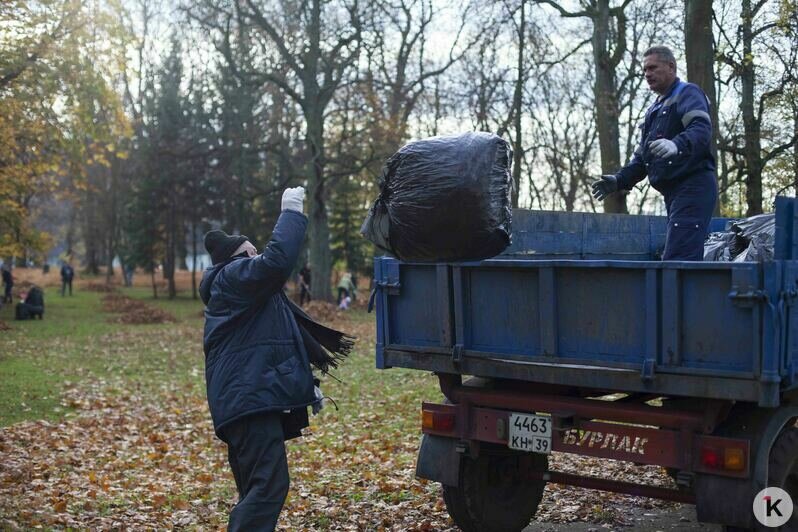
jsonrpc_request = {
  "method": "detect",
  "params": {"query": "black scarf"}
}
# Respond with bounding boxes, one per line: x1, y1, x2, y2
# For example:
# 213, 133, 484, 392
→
282, 293, 355, 376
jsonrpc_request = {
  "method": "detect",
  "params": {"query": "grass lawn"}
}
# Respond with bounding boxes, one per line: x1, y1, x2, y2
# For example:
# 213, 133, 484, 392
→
0, 285, 206, 426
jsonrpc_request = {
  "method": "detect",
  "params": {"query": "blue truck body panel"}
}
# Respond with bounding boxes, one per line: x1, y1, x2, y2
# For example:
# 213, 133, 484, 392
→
375, 197, 798, 407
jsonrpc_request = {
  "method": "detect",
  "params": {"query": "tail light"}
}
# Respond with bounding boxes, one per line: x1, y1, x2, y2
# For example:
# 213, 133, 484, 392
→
700, 445, 746, 472
701, 448, 721, 468
723, 447, 745, 471
422, 408, 455, 433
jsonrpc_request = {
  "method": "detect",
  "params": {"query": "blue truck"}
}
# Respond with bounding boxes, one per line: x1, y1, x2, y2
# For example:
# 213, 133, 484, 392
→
372, 196, 798, 531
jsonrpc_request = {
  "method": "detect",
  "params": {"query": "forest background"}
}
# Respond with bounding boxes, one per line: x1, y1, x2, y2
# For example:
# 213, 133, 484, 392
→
2, 0, 797, 300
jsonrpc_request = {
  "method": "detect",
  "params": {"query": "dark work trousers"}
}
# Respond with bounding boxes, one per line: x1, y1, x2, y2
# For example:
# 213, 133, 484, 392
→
61, 279, 72, 296
661, 171, 717, 261
223, 412, 289, 532
3, 284, 11, 304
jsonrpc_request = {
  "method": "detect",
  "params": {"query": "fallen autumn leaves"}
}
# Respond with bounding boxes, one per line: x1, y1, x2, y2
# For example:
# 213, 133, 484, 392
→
0, 384, 229, 529
102, 293, 177, 324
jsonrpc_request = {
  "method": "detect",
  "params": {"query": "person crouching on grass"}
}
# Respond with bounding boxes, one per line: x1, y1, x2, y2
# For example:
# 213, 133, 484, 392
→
199, 186, 353, 531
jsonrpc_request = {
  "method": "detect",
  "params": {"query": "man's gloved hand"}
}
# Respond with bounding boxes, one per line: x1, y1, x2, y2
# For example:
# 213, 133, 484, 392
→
591, 174, 618, 202
311, 385, 324, 415
649, 138, 678, 159
282, 186, 305, 214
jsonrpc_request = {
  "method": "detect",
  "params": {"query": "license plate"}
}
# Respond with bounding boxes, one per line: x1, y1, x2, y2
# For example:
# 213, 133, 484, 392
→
508, 413, 552, 454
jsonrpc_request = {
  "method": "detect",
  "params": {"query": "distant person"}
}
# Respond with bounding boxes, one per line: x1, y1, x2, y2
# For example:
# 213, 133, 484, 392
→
124, 264, 134, 287
299, 265, 311, 306
2, 265, 13, 304
42, 263, 50, 275
15, 286, 44, 320
337, 272, 356, 305
60, 262, 74, 296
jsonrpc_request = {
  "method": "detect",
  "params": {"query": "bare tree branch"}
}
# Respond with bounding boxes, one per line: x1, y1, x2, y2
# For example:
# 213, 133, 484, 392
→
243, 0, 303, 76
763, 135, 798, 165
535, 0, 591, 19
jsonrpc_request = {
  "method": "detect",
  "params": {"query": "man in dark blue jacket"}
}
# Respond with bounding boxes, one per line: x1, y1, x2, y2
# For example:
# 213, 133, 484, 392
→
592, 45, 717, 260
200, 186, 319, 531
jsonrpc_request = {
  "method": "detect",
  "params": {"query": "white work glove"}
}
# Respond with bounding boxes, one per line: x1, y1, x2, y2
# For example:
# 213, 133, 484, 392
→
311, 385, 324, 415
591, 174, 618, 202
649, 138, 678, 159
281, 186, 305, 214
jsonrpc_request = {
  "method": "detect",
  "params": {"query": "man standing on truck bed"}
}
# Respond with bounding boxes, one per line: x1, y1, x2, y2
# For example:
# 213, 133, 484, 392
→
592, 45, 717, 261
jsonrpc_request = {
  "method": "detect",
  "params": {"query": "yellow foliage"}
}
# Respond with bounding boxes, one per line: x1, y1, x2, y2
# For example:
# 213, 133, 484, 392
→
0, 98, 61, 255
0, 0, 132, 257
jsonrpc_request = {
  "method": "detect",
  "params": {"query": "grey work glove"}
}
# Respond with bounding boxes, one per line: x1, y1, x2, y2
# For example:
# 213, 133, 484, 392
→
649, 138, 678, 159
311, 385, 324, 415
281, 186, 305, 214
591, 174, 618, 202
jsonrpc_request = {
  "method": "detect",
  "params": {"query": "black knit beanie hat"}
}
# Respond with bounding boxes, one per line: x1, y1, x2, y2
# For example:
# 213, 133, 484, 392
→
204, 230, 249, 265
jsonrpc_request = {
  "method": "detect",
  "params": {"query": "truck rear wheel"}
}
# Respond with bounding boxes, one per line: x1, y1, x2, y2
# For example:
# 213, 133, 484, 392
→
442, 447, 547, 532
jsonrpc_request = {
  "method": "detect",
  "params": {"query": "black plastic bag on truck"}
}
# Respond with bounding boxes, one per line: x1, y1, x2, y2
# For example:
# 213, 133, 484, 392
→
731, 213, 775, 262
360, 132, 513, 262
728, 232, 750, 258
703, 213, 775, 262
731, 213, 775, 240
703, 232, 734, 261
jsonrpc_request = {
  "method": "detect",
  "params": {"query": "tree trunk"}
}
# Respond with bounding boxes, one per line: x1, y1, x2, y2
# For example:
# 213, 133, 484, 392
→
431, 77, 442, 136
165, 196, 177, 299
151, 267, 158, 299
306, 108, 333, 302
684, 0, 720, 213
83, 192, 101, 274
66, 204, 77, 258
191, 219, 198, 300
105, 160, 119, 283
308, 191, 332, 301
740, 0, 763, 215
592, 0, 626, 213
511, 0, 526, 208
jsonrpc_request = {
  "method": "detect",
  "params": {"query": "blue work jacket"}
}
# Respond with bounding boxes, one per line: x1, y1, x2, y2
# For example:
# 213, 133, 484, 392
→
199, 210, 314, 439
616, 78, 715, 192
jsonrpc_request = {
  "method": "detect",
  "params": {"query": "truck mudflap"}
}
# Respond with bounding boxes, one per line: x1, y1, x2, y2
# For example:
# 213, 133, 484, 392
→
415, 433, 460, 487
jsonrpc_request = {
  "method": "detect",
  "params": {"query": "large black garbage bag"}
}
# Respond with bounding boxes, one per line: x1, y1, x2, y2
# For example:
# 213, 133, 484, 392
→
703, 213, 775, 262
361, 132, 513, 262
731, 214, 775, 262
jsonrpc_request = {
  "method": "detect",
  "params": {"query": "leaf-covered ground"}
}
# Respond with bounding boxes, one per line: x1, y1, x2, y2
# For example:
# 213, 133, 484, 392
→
0, 275, 688, 530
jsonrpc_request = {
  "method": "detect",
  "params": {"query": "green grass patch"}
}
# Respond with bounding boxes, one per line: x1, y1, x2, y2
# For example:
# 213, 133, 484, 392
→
0, 356, 62, 425
0, 286, 207, 427
0, 287, 117, 340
